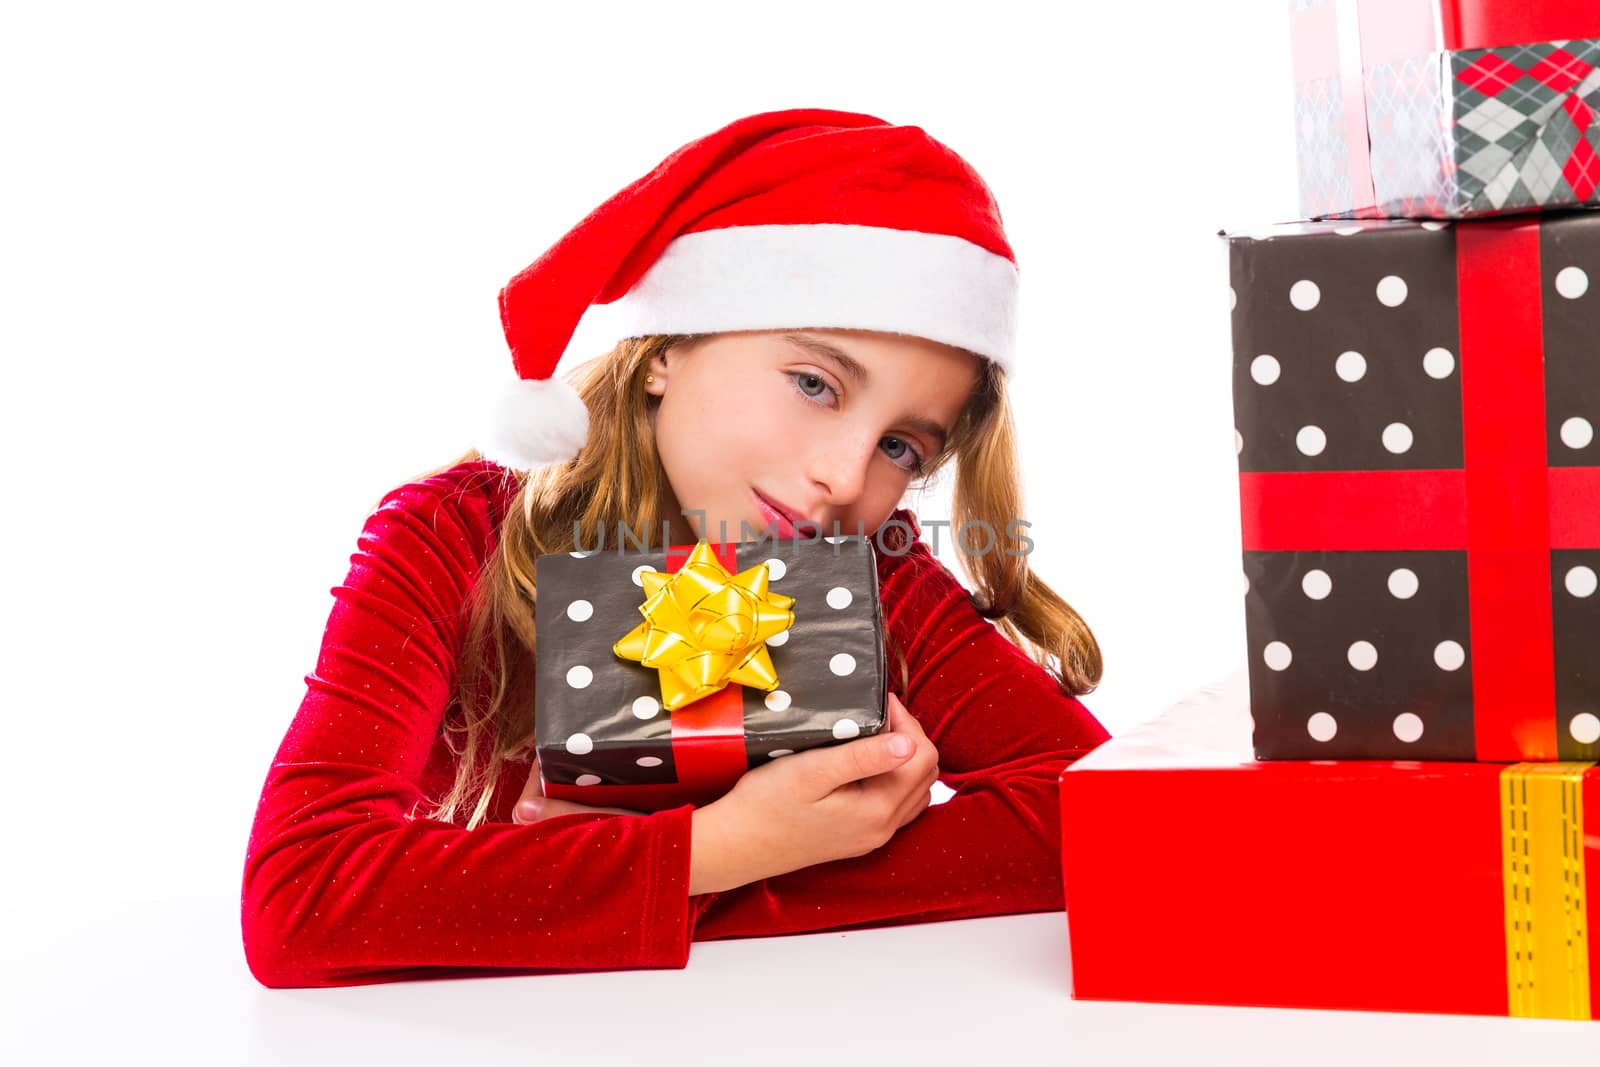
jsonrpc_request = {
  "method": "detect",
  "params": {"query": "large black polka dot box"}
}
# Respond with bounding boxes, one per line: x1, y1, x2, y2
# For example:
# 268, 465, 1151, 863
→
533, 534, 886, 812
1226, 209, 1600, 762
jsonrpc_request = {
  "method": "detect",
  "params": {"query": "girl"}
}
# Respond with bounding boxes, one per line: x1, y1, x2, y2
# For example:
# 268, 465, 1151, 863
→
240, 108, 1109, 988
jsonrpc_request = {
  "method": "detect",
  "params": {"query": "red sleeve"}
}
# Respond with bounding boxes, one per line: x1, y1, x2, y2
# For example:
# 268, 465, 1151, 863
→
690, 508, 1111, 942
239, 466, 706, 988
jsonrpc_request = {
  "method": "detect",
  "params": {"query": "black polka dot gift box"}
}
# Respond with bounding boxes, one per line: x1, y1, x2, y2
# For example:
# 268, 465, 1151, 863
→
533, 535, 886, 811
1227, 209, 1600, 762
1289, 1, 1600, 220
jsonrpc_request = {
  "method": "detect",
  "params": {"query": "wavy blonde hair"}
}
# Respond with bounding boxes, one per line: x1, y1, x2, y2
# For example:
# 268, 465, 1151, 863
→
403, 333, 1102, 828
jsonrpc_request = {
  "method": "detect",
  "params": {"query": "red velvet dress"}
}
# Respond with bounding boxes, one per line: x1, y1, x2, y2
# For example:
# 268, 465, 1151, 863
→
241, 460, 1110, 987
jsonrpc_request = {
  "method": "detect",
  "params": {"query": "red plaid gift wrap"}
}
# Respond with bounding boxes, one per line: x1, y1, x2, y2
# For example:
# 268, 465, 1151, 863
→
1291, 0, 1600, 218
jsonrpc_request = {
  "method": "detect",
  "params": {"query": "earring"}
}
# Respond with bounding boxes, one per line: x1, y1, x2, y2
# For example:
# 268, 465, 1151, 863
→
645, 375, 655, 383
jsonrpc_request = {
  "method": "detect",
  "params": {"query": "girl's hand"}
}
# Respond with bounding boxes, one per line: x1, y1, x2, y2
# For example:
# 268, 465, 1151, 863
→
511, 755, 647, 824
691, 690, 940, 892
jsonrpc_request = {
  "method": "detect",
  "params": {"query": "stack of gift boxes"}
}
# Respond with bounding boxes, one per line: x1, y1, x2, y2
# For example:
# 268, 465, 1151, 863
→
1059, 0, 1600, 1021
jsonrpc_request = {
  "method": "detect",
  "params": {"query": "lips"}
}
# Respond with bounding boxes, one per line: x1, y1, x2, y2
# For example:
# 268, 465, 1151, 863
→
753, 489, 818, 539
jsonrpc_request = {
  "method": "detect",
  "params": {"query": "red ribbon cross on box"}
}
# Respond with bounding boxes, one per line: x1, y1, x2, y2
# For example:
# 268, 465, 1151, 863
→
1239, 221, 1600, 761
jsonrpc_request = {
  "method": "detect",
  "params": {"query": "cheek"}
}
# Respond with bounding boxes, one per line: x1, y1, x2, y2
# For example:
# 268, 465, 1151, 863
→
718, 378, 806, 454
656, 377, 794, 475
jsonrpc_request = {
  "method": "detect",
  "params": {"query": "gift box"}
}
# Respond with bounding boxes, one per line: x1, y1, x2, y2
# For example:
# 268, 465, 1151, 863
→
1059, 669, 1600, 1020
533, 536, 887, 812
1291, 0, 1600, 219
1226, 209, 1600, 762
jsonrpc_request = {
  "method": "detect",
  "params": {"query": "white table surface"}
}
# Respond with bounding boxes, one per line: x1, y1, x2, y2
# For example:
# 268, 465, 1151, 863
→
4, 890, 1596, 1065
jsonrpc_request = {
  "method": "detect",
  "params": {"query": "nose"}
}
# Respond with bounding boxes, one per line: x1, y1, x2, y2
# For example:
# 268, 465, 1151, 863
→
805, 431, 877, 518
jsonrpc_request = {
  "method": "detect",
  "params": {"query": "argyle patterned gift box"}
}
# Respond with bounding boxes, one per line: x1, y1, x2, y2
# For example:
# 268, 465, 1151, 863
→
1291, 0, 1600, 219
1226, 209, 1600, 762
533, 535, 887, 812
1059, 670, 1600, 1020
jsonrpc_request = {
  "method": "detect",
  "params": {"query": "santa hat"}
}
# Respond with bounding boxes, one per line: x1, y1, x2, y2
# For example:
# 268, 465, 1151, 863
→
477, 107, 1020, 473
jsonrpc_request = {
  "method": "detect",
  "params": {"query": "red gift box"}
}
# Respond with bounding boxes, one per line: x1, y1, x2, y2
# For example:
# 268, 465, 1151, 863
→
1058, 669, 1599, 1019
1290, 0, 1600, 218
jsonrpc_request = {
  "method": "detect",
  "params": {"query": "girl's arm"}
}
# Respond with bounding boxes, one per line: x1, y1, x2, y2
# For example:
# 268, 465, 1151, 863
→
240, 473, 717, 988
689, 515, 1111, 943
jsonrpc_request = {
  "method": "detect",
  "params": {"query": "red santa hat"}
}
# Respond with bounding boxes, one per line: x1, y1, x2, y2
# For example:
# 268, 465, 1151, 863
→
477, 107, 1020, 473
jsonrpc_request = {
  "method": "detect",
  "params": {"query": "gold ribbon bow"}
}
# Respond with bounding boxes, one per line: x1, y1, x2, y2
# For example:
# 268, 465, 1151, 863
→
613, 541, 796, 712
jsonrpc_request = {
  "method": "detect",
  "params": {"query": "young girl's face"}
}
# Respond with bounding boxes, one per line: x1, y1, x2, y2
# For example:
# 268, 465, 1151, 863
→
644, 328, 980, 545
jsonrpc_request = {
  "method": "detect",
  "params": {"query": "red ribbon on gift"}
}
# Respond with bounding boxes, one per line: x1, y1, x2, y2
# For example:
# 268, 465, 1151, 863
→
657, 540, 755, 799
1239, 220, 1600, 761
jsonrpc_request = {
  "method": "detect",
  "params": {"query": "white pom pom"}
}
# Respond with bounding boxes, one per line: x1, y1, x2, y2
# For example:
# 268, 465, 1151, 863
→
475, 376, 590, 472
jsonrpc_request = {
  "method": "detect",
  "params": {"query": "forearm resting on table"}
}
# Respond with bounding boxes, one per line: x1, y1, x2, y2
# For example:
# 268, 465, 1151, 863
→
688, 801, 758, 896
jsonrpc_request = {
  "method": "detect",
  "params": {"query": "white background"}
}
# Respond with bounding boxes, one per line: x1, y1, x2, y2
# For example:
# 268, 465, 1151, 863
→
17, 2, 1571, 1062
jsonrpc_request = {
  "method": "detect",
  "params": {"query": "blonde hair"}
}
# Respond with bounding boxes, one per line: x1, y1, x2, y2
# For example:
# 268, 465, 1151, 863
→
399, 334, 1103, 828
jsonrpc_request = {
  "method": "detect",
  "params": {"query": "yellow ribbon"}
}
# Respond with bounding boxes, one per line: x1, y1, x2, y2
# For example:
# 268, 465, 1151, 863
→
1500, 762, 1593, 1020
612, 541, 796, 712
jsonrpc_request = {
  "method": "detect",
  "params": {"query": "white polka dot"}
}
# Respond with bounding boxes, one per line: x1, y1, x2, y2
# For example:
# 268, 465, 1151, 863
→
766, 629, 789, 646
767, 749, 795, 758
568, 549, 592, 559
1334, 225, 1363, 236
1297, 425, 1327, 456
829, 653, 856, 676
1263, 641, 1293, 670
1301, 569, 1332, 599
1435, 640, 1465, 671
632, 695, 661, 719
1376, 275, 1408, 306
763, 558, 787, 581
566, 665, 593, 689
1250, 354, 1281, 385
1348, 640, 1378, 671
636, 755, 663, 768
1243, 571, 1251, 596
1393, 713, 1424, 743
566, 733, 594, 755
1556, 266, 1589, 300
1382, 422, 1414, 454
1565, 566, 1598, 598
1229, 286, 1237, 310
566, 599, 593, 622
1235, 428, 1244, 455
1423, 347, 1455, 379
1290, 279, 1322, 310
1388, 568, 1419, 599
833, 718, 861, 740
1420, 221, 1448, 231
631, 565, 653, 587
764, 689, 792, 711
1561, 417, 1593, 450
1571, 713, 1600, 745
1335, 350, 1367, 382
826, 586, 853, 609
575, 773, 602, 786
1307, 712, 1338, 742
824, 535, 848, 545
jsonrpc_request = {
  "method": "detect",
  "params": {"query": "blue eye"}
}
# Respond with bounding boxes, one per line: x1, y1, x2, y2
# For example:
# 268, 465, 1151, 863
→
785, 371, 926, 475
791, 371, 831, 403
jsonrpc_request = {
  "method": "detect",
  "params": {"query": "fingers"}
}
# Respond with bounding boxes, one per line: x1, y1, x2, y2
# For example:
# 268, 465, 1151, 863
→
800, 723, 917, 795
511, 758, 648, 823
512, 758, 547, 824
885, 690, 929, 743
513, 796, 647, 824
